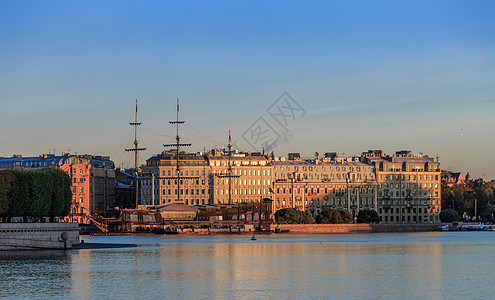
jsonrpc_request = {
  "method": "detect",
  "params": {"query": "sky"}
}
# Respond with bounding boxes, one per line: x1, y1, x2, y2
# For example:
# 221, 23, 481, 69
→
1, 0, 494, 179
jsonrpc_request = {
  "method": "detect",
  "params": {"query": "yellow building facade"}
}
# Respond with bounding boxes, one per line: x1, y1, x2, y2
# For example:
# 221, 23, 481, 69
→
140, 149, 441, 224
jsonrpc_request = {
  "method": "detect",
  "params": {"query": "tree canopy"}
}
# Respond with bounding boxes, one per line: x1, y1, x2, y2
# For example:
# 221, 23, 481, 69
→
442, 179, 495, 222
439, 209, 460, 223
275, 208, 314, 224
45, 168, 72, 219
0, 168, 73, 222
0, 170, 15, 216
316, 208, 352, 224
6, 170, 30, 220
356, 209, 380, 223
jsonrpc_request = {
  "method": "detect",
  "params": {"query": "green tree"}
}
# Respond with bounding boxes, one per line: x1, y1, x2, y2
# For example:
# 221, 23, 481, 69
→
0, 170, 15, 219
441, 182, 454, 210
439, 209, 460, 223
45, 168, 72, 220
472, 179, 494, 220
26, 170, 52, 219
356, 209, 380, 223
481, 205, 495, 223
316, 208, 352, 224
6, 170, 30, 221
275, 208, 314, 224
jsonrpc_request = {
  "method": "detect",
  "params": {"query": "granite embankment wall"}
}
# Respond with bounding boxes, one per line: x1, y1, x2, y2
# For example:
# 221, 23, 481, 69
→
271, 224, 372, 233
270, 223, 440, 233
371, 223, 439, 232
0, 223, 80, 250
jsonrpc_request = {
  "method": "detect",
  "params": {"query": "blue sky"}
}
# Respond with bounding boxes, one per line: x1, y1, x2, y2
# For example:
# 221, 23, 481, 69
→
1, 0, 494, 179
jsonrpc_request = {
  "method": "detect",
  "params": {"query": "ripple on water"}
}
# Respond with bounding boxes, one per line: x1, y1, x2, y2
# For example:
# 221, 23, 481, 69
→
1, 232, 495, 299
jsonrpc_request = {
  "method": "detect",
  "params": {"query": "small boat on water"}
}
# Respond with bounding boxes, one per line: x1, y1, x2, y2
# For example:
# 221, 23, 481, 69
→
484, 225, 495, 231
439, 225, 459, 231
460, 224, 483, 231
439, 222, 495, 232
251, 234, 257, 240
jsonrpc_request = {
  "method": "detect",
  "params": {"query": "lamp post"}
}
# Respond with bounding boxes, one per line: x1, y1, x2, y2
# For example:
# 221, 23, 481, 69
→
452, 191, 454, 210
475, 198, 477, 222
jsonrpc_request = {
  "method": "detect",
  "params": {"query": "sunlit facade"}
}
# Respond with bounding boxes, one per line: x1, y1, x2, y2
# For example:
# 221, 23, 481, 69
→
272, 156, 377, 218
362, 150, 441, 223
139, 149, 441, 223
140, 149, 272, 206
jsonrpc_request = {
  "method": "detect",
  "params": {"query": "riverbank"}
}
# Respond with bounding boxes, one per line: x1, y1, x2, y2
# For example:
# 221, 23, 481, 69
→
270, 223, 440, 234
86, 223, 442, 236
0, 223, 80, 250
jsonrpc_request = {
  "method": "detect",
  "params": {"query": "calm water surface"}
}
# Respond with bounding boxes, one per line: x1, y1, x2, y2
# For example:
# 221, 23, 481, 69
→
1, 232, 495, 299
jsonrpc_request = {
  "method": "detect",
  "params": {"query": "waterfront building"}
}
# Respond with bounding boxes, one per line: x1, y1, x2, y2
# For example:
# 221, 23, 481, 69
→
441, 171, 465, 187
118, 199, 273, 232
206, 149, 272, 205
195, 199, 273, 230
0, 153, 116, 224
273, 150, 441, 224
140, 151, 210, 206
272, 153, 377, 218
139, 149, 272, 206
139, 148, 440, 224
361, 150, 441, 223
86, 155, 116, 217
115, 168, 136, 209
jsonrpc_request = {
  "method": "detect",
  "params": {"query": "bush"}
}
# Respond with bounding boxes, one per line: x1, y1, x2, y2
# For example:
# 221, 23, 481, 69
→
316, 208, 352, 224
275, 208, 314, 224
439, 209, 460, 223
357, 209, 380, 223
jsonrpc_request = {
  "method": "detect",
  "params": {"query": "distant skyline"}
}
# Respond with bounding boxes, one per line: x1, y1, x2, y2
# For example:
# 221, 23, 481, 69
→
1, 1, 494, 179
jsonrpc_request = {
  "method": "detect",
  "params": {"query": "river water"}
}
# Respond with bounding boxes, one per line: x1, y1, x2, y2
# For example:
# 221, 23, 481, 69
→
1, 232, 494, 299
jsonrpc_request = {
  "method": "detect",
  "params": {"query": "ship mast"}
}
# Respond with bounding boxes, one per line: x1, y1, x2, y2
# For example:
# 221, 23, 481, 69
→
228, 130, 233, 204
217, 130, 240, 204
164, 98, 191, 203
125, 99, 146, 208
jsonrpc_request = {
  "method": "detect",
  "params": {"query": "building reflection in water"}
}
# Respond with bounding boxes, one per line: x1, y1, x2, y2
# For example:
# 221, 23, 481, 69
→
68, 236, 443, 299
29, 232, 495, 299
0, 250, 72, 299
70, 249, 91, 299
